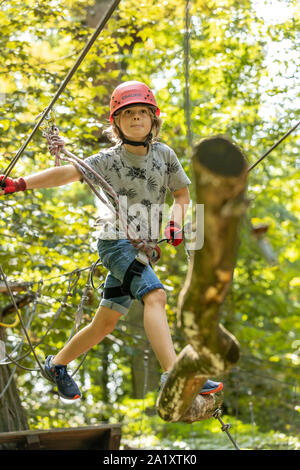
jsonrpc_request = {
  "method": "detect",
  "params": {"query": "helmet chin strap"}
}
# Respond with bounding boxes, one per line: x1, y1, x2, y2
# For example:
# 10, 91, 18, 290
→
116, 125, 153, 147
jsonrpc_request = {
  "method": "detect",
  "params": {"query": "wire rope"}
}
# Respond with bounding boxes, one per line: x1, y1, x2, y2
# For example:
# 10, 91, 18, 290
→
0, 0, 121, 185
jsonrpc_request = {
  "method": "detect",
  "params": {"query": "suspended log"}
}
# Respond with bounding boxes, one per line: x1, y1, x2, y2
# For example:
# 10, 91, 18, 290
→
0, 282, 31, 294
157, 136, 249, 422
156, 345, 224, 422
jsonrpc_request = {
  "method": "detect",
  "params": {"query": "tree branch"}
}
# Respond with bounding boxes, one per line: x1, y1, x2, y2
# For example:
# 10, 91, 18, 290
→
0, 283, 31, 294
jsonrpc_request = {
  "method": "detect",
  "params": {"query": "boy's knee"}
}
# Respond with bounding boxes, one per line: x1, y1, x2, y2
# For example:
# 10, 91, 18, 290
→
89, 309, 120, 341
143, 288, 167, 306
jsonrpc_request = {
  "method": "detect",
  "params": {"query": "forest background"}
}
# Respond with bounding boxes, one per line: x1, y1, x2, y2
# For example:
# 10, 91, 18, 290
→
0, 0, 299, 450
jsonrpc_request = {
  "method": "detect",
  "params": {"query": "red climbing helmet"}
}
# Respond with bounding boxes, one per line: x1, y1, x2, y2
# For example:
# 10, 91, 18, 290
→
109, 81, 160, 122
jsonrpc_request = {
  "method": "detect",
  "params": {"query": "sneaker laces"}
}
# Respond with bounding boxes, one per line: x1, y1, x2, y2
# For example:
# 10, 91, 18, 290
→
54, 365, 73, 385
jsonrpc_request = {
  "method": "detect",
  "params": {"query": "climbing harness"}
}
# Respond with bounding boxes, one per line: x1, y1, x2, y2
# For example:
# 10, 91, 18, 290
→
103, 251, 149, 300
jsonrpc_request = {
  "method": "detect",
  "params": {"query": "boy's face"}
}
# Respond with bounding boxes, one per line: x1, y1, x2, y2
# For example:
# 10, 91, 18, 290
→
118, 105, 152, 141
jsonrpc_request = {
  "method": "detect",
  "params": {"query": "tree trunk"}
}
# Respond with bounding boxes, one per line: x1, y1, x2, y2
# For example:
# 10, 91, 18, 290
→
0, 327, 29, 449
156, 136, 249, 422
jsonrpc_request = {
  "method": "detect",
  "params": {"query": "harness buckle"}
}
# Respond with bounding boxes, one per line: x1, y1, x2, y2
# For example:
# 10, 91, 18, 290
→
135, 250, 149, 266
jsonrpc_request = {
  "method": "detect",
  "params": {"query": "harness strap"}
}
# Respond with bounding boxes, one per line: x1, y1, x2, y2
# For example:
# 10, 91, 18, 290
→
103, 257, 147, 300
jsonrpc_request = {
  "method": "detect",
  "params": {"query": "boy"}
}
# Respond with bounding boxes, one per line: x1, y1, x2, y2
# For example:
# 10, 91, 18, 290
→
0, 81, 222, 400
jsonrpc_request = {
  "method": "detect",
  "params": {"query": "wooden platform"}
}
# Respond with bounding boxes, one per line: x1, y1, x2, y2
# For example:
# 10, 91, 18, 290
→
0, 424, 122, 450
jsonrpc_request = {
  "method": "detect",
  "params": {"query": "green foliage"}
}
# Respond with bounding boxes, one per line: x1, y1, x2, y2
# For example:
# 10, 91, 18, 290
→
0, 0, 299, 449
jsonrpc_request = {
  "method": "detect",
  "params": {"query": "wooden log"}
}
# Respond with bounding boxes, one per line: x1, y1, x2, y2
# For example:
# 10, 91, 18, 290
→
0, 282, 31, 294
0, 424, 122, 450
156, 345, 223, 422
157, 136, 249, 422
178, 136, 248, 363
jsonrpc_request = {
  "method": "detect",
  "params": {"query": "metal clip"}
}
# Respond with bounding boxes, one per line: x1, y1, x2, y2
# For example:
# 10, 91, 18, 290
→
35, 108, 57, 135
135, 250, 149, 266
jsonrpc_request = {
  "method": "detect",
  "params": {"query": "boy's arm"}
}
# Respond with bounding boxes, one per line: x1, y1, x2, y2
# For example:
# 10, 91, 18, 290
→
0, 164, 81, 195
164, 186, 190, 246
24, 164, 81, 189
170, 186, 190, 226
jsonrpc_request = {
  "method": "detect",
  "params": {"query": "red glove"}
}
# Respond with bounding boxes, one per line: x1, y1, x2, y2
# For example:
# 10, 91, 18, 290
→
0, 175, 27, 194
164, 221, 183, 246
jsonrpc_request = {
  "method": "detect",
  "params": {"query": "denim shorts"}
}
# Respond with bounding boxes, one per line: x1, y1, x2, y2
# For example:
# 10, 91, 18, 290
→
97, 239, 165, 316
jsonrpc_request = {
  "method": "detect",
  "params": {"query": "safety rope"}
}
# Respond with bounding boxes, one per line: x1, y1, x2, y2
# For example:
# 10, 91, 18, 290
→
213, 408, 241, 450
1, 262, 297, 449
0, 268, 82, 370
66, 268, 93, 344
44, 123, 162, 264
0, 264, 45, 375
184, 0, 193, 148
248, 120, 300, 172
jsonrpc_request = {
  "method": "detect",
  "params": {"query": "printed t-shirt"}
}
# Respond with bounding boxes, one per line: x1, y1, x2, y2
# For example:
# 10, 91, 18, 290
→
79, 142, 191, 241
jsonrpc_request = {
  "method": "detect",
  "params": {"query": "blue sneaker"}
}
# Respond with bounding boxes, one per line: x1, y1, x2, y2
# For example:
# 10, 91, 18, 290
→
200, 379, 223, 394
160, 372, 223, 395
44, 355, 81, 400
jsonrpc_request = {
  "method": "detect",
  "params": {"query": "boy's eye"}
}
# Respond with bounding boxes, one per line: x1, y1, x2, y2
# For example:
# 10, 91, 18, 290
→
123, 108, 148, 116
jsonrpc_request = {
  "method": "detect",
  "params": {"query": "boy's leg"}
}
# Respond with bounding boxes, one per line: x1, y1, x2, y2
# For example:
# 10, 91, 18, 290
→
142, 288, 176, 372
53, 305, 122, 365
142, 288, 223, 395
44, 305, 122, 399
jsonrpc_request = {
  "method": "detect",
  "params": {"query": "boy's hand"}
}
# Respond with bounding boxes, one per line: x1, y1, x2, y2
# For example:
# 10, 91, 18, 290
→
0, 175, 27, 195
164, 220, 183, 246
